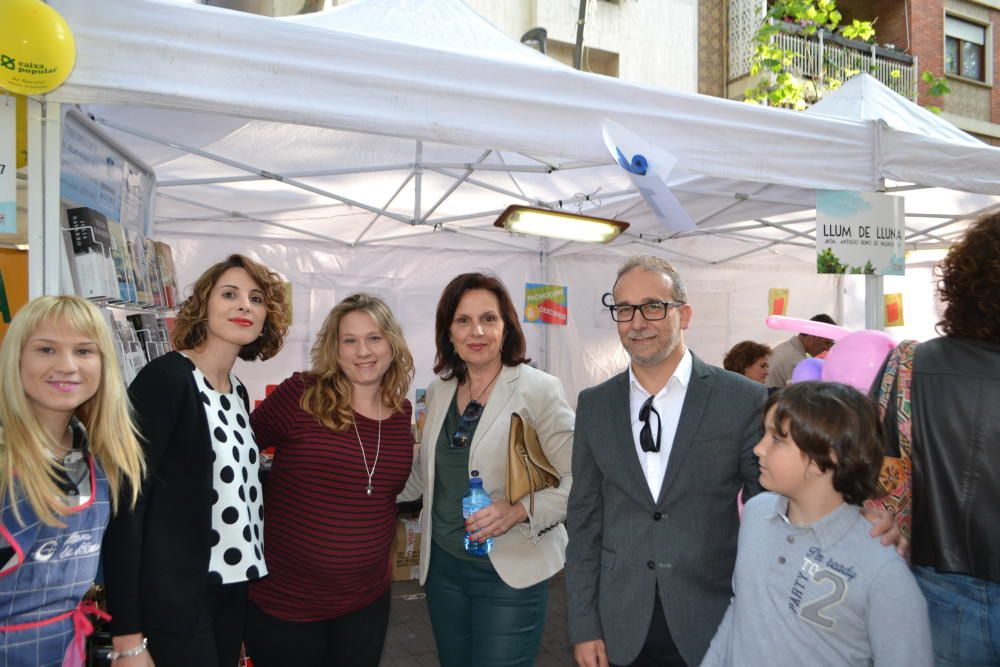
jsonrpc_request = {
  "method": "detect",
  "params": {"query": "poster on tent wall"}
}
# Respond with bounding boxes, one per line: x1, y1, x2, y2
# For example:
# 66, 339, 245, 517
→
815, 191, 905, 276
61, 111, 156, 236
884, 293, 904, 326
524, 284, 567, 326
0, 97, 15, 235
768, 288, 789, 316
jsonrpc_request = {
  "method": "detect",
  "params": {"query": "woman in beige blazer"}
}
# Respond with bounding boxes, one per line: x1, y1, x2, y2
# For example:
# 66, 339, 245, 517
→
399, 272, 574, 667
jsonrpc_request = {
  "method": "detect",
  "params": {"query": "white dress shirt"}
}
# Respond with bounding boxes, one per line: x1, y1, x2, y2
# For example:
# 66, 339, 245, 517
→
629, 349, 693, 502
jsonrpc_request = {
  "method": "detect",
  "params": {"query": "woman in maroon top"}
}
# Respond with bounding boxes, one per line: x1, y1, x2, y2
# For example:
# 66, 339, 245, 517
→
245, 293, 415, 667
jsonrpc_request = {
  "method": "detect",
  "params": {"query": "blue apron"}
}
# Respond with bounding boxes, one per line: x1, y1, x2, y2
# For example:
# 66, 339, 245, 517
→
0, 454, 110, 667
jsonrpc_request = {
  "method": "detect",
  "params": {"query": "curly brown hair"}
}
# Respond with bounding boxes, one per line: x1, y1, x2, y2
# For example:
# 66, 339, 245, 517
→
766, 382, 885, 506
172, 254, 289, 360
723, 341, 771, 375
937, 212, 1000, 342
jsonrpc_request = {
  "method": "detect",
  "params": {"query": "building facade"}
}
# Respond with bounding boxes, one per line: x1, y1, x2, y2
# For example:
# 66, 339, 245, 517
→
726, 0, 1000, 144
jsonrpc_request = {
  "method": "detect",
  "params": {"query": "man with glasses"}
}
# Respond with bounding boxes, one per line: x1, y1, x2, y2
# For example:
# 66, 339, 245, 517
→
566, 255, 767, 667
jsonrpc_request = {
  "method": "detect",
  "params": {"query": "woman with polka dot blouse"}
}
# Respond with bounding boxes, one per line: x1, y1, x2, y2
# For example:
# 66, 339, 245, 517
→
104, 255, 289, 667
244, 293, 415, 667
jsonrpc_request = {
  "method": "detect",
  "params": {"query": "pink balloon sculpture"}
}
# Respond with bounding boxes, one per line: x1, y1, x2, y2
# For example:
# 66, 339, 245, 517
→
820, 330, 896, 392
791, 357, 824, 383
766, 316, 896, 392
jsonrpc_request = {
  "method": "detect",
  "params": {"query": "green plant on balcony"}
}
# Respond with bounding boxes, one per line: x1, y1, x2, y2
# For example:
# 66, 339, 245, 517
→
746, 0, 949, 111
745, 0, 874, 109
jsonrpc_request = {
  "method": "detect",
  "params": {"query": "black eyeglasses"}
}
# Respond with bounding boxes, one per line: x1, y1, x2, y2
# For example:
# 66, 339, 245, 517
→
602, 292, 685, 323
451, 400, 484, 449
638, 395, 661, 453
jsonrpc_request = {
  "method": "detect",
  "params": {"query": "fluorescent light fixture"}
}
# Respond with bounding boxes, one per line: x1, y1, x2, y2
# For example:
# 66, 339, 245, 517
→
494, 205, 629, 243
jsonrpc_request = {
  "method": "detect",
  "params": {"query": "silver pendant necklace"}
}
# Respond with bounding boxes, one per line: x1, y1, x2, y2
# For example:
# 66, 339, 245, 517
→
351, 401, 382, 496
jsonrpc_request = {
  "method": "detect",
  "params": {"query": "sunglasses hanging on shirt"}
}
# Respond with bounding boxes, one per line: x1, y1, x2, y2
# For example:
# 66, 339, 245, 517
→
639, 395, 662, 453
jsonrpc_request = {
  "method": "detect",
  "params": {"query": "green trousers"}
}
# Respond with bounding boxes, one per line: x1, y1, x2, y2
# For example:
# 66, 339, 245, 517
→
425, 541, 549, 667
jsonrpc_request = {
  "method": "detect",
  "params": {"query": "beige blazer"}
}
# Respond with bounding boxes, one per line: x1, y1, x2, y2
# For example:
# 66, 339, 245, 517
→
399, 363, 575, 589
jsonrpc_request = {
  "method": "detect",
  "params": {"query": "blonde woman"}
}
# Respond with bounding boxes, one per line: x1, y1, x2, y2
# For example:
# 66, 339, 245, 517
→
104, 254, 289, 667
0, 296, 144, 667
245, 294, 415, 667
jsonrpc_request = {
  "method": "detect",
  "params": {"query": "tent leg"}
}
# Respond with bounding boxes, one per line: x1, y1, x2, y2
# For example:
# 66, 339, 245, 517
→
864, 274, 884, 330
27, 99, 62, 298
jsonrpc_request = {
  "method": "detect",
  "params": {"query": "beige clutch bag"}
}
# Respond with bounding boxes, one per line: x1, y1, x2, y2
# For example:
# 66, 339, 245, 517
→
505, 412, 560, 514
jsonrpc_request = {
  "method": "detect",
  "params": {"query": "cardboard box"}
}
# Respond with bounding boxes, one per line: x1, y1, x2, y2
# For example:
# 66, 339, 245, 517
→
390, 518, 421, 581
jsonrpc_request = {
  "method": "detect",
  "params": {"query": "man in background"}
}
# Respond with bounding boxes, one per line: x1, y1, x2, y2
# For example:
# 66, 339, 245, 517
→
765, 313, 837, 389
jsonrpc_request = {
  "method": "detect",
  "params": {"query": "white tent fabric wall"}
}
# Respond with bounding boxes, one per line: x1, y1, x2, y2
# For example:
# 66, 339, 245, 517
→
168, 235, 840, 407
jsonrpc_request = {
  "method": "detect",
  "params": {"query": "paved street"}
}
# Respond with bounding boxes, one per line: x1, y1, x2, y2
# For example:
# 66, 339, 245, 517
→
379, 575, 573, 666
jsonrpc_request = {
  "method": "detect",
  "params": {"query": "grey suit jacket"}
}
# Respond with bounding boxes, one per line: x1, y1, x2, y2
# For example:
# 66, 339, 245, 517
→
565, 353, 766, 666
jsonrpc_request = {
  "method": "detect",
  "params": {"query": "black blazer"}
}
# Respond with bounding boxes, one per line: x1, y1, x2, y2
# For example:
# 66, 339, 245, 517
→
104, 351, 250, 635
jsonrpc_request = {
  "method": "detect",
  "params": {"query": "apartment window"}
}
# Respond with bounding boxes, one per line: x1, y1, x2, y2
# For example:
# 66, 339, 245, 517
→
945, 16, 986, 81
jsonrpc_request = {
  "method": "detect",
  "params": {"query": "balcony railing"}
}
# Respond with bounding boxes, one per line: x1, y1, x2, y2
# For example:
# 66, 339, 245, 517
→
729, 0, 919, 101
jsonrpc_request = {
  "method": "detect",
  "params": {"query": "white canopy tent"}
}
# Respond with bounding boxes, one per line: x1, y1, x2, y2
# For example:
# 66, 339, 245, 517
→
25, 0, 1000, 402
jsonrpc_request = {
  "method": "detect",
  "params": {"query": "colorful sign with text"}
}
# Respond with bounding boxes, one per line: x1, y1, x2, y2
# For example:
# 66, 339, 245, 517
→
524, 284, 568, 326
816, 191, 905, 276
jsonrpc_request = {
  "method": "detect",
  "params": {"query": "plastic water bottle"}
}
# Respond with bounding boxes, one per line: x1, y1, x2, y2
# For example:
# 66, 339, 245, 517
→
462, 470, 493, 556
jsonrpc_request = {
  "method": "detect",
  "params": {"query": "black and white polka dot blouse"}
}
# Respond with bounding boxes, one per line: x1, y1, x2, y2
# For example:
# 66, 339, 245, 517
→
190, 364, 267, 584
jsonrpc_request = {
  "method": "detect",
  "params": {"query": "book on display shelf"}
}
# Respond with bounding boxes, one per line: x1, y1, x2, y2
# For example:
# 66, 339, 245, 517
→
154, 241, 179, 308
143, 237, 164, 309
107, 220, 137, 304
114, 320, 147, 385
125, 228, 153, 306
66, 207, 118, 301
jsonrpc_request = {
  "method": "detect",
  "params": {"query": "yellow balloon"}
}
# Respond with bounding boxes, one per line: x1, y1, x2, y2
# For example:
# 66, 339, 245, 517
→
15, 94, 27, 169
0, 0, 77, 96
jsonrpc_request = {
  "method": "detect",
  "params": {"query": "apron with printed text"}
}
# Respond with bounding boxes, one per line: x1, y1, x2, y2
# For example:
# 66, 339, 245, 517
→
0, 455, 110, 667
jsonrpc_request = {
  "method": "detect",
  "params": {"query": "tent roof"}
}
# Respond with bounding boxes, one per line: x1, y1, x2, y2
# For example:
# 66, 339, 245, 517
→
283, 0, 561, 69
44, 0, 1000, 264
807, 73, 982, 147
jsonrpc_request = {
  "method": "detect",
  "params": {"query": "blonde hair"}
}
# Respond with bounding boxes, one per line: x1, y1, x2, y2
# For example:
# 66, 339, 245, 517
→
0, 296, 145, 527
301, 294, 414, 431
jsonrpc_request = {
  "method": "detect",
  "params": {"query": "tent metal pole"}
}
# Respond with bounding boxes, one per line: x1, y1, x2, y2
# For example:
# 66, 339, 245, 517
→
864, 178, 888, 330
42, 103, 62, 296
154, 192, 352, 246
353, 172, 414, 245
421, 209, 507, 225
413, 141, 423, 224
26, 100, 63, 297
418, 150, 492, 224
158, 164, 414, 187
26, 98, 44, 297
539, 237, 550, 373
157, 202, 351, 224
425, 167, 535, 204
98, 117, 411, 223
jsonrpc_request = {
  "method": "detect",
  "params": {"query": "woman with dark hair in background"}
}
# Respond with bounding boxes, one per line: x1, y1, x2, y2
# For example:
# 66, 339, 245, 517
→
722, 341, 771, 385
399, 272, 575, 667
872, 212, 1000, 666
245, 294, 415, 667
105, 254, 289, 667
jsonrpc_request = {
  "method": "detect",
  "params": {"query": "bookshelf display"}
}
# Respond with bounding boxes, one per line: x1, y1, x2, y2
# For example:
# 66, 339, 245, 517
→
59, 109, 175, 384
